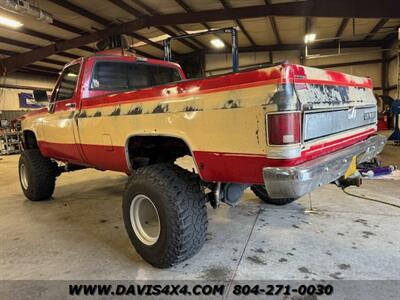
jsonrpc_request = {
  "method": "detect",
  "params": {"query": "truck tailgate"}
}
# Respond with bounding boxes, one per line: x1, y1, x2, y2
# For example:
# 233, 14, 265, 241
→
288, 65, 377, 142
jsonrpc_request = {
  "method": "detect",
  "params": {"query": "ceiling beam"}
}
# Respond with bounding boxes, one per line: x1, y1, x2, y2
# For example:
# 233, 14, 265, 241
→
8, 26, 95, 53
0, 36, 39, 50
207, 39, 383, 53
126, 0, 205, 50
364, 18, 389, 40
305, 17, 312, 35
154, 25, 204, 50
336, 18, 350, 37
174, 0, 211, 30
2, 1, 399, 73
0, 48, 67, 66
382, 31, 398, 48
269, 17, 282, 44
264, 0, 281, 44
0, 45, 152, 66
50, 0, 172, 55
0, 36, 80, 60
127, 32, 164, 52
0, 49, 17, 57
23, 65, 61, 74
47, 52, 78, 60
36, 59, 66, 67
170, 0, 400, 20
174, 0, 232, 48
219, 0, 257, 46
19, 17, 97, 52
49, 0, 110, 26
51, 19, 86, 35
19, 68, 59, 78
0, 17, 156, 66
3, 15, 98, 55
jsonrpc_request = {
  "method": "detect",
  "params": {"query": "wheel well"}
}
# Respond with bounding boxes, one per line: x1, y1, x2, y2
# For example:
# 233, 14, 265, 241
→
23, 131, 38, 149
126, 136, 192, 169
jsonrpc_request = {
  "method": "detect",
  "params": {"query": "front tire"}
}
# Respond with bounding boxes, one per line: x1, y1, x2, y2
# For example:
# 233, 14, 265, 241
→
251, 185, 296, 206
18, 149, 57, 201
123, 164, 208, 268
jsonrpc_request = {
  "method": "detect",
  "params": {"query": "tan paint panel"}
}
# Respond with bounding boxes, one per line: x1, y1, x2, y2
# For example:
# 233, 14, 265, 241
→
24, 82, 279, 156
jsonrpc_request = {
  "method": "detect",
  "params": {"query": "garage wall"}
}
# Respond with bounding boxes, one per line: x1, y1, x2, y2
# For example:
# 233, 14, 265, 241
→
0, 73, 56, 111
305, 48, 382, 90
206, 47, 383, 92
206, 52, 273, 75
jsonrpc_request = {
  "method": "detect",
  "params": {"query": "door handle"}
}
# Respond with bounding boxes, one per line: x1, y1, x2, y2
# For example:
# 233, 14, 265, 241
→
65, 103, 76, 109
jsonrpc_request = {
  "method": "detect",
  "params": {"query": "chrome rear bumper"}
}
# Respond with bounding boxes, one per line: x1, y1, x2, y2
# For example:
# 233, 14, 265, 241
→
263, 135, 386, 199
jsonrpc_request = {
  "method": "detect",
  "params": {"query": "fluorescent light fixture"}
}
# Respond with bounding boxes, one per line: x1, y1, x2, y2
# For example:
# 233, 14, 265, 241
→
210, 38, 225, 49
304, 33, 316, 44
0, 16, 23, 28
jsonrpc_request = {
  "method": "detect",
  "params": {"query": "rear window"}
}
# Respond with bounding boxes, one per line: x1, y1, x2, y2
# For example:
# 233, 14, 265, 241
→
90, 61, 181, 91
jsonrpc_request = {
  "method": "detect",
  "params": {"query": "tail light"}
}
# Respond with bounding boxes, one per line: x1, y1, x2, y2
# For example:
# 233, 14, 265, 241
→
267, 112, 301, 145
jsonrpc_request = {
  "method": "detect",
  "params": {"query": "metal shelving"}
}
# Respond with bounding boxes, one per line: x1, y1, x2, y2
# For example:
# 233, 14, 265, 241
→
0, 131, 21, 155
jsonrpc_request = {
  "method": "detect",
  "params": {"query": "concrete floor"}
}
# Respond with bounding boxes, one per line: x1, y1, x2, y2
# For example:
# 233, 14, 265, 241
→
1, 142, 400, 281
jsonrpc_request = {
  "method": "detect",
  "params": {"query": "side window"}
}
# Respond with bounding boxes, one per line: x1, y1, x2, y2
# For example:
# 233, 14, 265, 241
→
55, 64, 80, 101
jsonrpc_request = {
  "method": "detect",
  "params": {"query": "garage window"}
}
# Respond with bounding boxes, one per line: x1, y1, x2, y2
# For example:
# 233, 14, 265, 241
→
90, 61, 181, 91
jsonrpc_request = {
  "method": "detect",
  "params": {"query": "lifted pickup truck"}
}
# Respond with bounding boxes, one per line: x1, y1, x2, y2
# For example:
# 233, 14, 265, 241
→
19, 49, 385, 268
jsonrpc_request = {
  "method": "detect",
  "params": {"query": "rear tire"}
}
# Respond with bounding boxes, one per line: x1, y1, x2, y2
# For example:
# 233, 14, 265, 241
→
122, 163, 208, 268
251, 185, 295, 206
18, 149, 57, 201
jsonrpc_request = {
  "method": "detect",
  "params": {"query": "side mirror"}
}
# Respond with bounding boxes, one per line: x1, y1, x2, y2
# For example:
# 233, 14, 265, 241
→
33, 89, 49, 102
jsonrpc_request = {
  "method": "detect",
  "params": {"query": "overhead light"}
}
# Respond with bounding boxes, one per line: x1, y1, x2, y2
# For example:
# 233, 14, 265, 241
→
304, 33, 316, 44
210, 38, 225, 49
0, 16, 23, 28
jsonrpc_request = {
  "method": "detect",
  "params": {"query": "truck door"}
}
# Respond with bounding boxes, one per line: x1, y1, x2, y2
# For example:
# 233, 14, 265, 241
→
41, 63, 83, 163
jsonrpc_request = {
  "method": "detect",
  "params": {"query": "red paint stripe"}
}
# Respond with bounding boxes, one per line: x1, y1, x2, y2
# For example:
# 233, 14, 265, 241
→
303, 128, 376, 159
193, 151, 267, 184
81, 143, 128, 172
194, 129, 376, 184
37, 129, 376, 185
39, 141, 129, 172
286, 64, 373, 88
38, 141, 82, 163
283, 78, 372, 89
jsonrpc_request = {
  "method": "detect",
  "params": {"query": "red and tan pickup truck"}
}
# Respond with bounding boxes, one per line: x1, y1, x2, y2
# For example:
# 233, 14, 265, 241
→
19, 49, 385, 268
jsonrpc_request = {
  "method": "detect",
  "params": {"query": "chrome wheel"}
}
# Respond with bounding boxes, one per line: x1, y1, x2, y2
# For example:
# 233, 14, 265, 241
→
130, 194, 160, 246
20, 163, 29, 190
